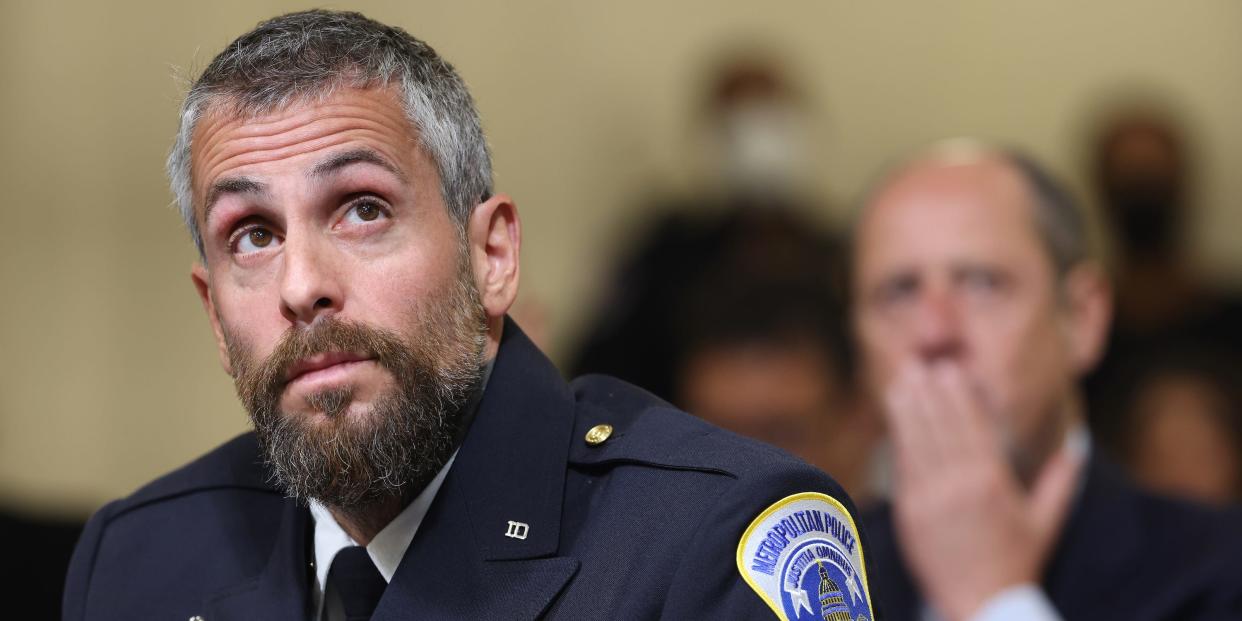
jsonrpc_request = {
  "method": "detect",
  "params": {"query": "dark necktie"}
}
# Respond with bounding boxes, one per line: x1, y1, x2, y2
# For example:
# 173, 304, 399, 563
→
327, 546, 388, 621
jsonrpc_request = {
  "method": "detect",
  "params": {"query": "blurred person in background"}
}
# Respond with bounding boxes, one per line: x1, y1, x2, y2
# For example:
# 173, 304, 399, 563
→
853, 140, 1242, 621
569, 206, 827, 402
1085, 105, 1242, 446
1107, 345, 1242, 506
571, 52, 886, 508
673, 249, 882, 507
571, 196, 889, 505
63, 10, 873, 620
571, 55, 826, 401
694, 54, 818, 203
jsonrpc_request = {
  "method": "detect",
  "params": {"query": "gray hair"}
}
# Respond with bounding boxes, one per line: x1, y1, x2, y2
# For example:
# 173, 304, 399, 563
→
1003, 149, 1089, 276
855, 139, 1089, 277
167, 9, 493, 258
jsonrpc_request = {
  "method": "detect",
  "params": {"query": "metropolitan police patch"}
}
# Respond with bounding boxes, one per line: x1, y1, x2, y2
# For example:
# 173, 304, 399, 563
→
737, 492, 873, 621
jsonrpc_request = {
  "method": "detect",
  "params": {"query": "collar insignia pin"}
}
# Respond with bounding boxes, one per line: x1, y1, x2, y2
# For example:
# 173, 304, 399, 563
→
505, 520, 529, 540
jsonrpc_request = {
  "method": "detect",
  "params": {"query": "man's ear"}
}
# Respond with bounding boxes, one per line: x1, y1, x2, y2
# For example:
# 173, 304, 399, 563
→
467, 194, 520, 320
191, 263, 234, 376
1061, 262, 1113, 376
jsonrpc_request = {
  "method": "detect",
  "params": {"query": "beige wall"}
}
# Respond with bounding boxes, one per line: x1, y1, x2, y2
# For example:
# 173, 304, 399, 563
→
3, 0, 1241, 515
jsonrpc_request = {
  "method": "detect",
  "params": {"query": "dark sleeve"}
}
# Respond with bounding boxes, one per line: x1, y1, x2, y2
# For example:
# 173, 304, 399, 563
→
62, 501, 115, 621
657, 463, 881, 620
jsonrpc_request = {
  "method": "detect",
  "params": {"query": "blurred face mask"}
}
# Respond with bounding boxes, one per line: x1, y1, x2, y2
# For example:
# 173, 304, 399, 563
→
710, 100, 811, 195
1099, 127, 1185, 258
1106, 175, 1180, 257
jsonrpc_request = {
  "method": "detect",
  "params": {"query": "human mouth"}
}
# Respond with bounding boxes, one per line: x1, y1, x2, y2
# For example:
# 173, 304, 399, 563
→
284, 352, 374, 388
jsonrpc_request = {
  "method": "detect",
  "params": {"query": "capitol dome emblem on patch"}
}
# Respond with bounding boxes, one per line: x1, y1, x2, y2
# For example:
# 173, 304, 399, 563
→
737, 492, 873, 621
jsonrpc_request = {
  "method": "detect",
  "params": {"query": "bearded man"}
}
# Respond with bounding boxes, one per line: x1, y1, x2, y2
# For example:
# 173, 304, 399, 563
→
63, 10, 873, 621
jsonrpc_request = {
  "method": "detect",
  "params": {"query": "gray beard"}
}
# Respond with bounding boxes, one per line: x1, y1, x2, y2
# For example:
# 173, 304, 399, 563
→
226, 262, 487, 511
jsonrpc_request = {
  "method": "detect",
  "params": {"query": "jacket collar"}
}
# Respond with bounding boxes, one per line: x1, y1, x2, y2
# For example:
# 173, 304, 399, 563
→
374, 318, 580, 619
1043, 453, 1143, 600
448, 318, 575, 560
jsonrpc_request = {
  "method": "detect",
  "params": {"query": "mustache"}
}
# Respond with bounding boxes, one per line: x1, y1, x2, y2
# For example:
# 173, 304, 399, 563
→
230, 317, 416, 408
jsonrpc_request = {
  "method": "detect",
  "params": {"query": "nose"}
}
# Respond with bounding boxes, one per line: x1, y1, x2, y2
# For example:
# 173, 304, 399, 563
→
279, 233, 343, 326
911, 288, 963, 362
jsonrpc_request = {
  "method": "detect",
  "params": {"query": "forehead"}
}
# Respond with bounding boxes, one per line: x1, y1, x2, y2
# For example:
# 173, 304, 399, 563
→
189, 87, 418, 211
855, 158, 1046, 274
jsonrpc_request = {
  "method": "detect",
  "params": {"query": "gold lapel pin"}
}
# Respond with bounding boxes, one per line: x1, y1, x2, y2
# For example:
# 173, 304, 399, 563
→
585, 424, 613, 445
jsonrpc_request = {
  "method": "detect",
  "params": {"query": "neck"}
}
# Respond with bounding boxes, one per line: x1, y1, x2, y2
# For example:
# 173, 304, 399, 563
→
482, 315, 505, 362
1015, 394, 1084, 488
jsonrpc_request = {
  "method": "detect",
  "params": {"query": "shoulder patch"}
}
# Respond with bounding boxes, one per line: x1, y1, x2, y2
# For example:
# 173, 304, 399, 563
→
737, 492, 873, 621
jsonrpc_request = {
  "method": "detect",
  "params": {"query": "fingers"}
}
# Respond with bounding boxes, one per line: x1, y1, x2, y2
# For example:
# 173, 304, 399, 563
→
884, 360, 990, 487
883, 368, 925, 486
881, 358, 1079, 613
930, 362, 995, 464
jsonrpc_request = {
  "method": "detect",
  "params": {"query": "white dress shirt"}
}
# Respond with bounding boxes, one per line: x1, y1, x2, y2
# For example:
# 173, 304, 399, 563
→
309, 453, 457, 621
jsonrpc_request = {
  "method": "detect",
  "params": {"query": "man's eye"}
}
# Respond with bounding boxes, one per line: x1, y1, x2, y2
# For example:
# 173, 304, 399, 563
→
343, 199, 388, 224
961, 269, 1004, 292
875, 275, 918, 305
233, 226, 282, 254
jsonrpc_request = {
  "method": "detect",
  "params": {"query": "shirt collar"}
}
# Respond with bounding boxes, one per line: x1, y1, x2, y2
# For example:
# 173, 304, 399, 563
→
310, 450, 457, 576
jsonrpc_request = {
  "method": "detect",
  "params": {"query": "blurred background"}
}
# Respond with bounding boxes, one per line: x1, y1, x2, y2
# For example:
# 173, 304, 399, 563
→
4, 0, 1242, 614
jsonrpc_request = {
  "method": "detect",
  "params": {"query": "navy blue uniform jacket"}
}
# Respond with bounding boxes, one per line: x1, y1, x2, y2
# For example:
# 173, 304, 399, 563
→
64, 323, 870, 620
864, 455, 1242, 620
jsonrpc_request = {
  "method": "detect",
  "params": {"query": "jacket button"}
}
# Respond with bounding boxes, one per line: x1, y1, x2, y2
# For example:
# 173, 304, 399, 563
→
585, 424, 613, 445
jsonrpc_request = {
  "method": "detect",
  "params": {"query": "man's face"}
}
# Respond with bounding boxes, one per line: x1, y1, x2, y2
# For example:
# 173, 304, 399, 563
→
679, 341, 844, 470
188, 86, 488, 505
853, 159, 1084, 470
1128, 373, 1240, 506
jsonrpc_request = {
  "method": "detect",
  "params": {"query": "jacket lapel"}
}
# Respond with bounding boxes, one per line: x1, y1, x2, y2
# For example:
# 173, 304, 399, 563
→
376, 320, 580, 620
1043, 454, 1143, 609
205, 497, 314, 621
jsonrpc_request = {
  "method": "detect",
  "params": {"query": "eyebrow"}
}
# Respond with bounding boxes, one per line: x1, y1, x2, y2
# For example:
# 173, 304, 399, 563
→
204, 177, 267, 225
201, 149, 408, 226
309, 148, 408, 184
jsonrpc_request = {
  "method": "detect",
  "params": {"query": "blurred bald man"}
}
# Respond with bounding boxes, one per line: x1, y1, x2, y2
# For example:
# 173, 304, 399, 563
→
851, 142, 1242, 621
